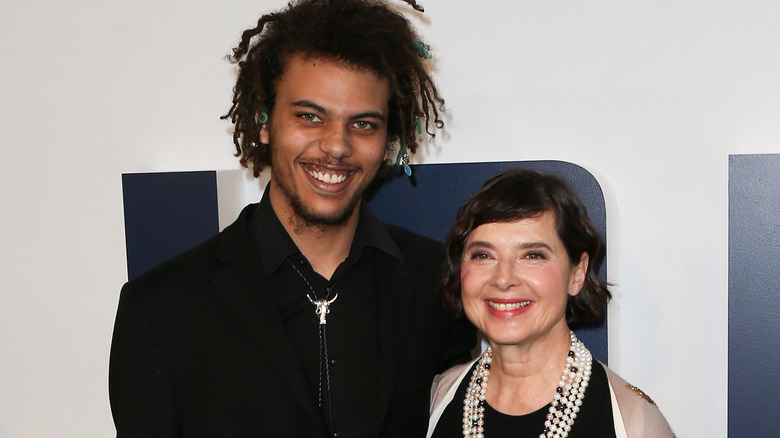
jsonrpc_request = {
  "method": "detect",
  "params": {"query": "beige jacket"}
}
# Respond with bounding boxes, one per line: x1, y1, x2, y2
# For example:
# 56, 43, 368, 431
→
427, 359, 675, 438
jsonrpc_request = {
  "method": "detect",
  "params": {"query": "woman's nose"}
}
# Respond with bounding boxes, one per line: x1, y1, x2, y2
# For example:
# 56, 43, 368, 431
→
494, 258, 518, 291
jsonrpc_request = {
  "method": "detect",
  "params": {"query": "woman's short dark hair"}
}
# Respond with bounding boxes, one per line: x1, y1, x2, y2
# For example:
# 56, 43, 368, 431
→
222, 0, 443, 177
438, 168, 611, 327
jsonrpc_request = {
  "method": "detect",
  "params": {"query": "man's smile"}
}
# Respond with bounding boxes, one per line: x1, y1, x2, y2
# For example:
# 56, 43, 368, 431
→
302, 163, 352, 185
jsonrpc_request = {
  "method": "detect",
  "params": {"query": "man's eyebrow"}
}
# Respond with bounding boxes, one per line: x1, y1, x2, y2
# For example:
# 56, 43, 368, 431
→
291, 100, 386, 121
291, 100, 327, 114
352, 111, 386, 121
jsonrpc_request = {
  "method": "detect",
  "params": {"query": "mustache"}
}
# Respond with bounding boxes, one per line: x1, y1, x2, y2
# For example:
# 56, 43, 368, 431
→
302, 159, 362, 172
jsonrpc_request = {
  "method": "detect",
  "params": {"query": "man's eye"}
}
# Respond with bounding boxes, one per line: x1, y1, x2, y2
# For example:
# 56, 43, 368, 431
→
353, 121, 375, 130
468, 252, 491, 261
526, 252, 546, 260
300, 114, 322, 123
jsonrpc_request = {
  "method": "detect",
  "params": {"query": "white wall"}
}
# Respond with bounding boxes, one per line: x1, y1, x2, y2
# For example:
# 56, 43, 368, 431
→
2, 0, 778, 436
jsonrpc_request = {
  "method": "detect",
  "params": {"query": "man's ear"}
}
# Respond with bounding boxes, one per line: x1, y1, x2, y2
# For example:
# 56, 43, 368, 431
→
384, 144, 395, 163
259, 121, 269, 145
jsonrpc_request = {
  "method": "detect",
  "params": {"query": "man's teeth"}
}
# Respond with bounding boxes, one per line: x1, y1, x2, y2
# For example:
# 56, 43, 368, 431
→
309, 170, 347, 184
488, 301, 531, 311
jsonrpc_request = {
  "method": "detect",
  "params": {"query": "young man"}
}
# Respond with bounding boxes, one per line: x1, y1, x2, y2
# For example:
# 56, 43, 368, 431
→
109, 1, 475, 437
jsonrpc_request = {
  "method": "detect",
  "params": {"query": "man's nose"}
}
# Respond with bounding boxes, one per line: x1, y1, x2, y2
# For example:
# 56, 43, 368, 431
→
319, 124, 352, 159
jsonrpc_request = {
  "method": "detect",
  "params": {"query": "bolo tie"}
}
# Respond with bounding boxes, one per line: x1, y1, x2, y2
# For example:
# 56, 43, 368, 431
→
286, 259, 339, 434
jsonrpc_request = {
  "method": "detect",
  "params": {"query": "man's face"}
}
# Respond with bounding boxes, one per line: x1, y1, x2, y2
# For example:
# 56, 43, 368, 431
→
262, 55, 390, 229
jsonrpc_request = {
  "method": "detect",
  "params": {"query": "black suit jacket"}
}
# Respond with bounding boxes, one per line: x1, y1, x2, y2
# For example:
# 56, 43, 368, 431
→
109, 203, 475, 437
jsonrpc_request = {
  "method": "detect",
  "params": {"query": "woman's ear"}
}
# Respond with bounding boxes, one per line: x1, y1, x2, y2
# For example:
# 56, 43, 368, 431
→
568, 252, 589, 296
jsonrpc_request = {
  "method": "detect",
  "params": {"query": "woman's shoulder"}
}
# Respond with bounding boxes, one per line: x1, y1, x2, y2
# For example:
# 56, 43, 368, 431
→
598, 362, 676, 438
430, 360, 476, 414
599, 362, 660, 408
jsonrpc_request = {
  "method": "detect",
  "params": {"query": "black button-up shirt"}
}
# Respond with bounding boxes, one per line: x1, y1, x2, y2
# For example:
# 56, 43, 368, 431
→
249, 190, 402, 437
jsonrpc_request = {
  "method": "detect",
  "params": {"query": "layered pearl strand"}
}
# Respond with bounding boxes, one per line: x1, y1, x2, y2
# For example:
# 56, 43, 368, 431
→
462, 331, 593, 438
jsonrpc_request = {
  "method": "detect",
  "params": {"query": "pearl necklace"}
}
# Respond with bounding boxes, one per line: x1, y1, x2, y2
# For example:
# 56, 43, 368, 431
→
462, 331, 593, 438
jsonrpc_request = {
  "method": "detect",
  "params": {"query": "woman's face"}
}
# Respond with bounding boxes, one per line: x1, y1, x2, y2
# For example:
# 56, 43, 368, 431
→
460, 212, 588, 348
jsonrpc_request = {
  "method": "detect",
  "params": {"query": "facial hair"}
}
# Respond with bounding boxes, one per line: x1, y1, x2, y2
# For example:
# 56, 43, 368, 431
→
267, 126, 365, 231
286, 182, 361, 231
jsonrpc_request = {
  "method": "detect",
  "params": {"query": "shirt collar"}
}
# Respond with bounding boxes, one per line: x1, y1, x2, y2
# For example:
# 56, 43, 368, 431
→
249, 184, 403, 276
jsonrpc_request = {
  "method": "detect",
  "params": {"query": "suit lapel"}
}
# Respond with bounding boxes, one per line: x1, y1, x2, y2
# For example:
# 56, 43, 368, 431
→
212, 211, 324, 429
373, 251, 417, 428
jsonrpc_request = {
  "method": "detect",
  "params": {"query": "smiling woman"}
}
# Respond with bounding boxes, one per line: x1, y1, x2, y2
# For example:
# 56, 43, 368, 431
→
438, 169, 609, 327
459, 213, 588, 351
428, 169, 675, 438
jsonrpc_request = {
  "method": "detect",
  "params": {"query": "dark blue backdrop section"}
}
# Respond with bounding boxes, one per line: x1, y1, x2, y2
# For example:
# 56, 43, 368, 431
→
367, 161, 608, 363
122, 171, 219, 280
121, 161, 608, 362
728, 154, 780, 437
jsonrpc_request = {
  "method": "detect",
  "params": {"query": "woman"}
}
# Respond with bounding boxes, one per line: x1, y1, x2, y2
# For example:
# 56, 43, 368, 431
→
428, 169, 674, 438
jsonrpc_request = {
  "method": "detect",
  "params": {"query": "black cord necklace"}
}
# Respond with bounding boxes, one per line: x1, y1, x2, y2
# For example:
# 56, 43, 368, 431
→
286, 259, 339, 433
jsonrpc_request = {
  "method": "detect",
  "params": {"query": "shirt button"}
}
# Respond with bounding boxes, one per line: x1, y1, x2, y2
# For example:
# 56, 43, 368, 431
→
333, 430, 339, 438
329, 357, 337, 366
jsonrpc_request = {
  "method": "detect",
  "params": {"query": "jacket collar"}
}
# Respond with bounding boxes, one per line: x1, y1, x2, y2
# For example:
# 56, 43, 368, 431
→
250, 187, 402, 278
213, 203, 323, 429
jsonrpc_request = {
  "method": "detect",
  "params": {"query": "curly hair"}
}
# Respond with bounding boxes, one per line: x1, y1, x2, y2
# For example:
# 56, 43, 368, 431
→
221, 0, 444, 177
438, 169, 612, 327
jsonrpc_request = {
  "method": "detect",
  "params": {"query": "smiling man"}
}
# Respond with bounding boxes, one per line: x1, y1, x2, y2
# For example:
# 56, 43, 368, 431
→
263, 56, 390, 263
108, 1, 475, 437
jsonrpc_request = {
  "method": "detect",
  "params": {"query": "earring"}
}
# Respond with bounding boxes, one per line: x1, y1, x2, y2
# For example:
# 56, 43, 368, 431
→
416, 117, 424, 143
257, 111, 268, 124
241, 137, 256, 151
395, 144, 412, 176
412, 40, 432, 59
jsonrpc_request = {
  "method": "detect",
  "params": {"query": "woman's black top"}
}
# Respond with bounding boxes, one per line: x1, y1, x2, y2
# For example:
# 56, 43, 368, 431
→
430, 361, 618, 438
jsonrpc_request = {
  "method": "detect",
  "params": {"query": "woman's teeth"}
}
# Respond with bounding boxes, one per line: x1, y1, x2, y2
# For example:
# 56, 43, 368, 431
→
488, 301, 531, 311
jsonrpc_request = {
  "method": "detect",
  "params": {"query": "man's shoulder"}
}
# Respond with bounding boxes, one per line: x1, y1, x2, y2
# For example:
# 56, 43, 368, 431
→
381, 222, 442, 249
120, 237, 221, 308
133, 235, 220, 281
123, 207, 252, 296
381, 222, 443, 259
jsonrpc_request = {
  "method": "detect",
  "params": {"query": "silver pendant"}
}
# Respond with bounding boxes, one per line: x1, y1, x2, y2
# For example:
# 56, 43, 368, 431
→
308, 294, 338, 325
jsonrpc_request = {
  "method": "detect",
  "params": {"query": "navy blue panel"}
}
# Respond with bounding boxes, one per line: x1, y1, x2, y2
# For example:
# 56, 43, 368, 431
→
367, 161, 608, 363
122, 171, 219, 280
728, 154, 780, 437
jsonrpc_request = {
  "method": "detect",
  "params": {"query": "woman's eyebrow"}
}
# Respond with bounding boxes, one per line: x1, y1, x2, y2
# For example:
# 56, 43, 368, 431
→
464, 240, 496, 252
517, 242, 552, 251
